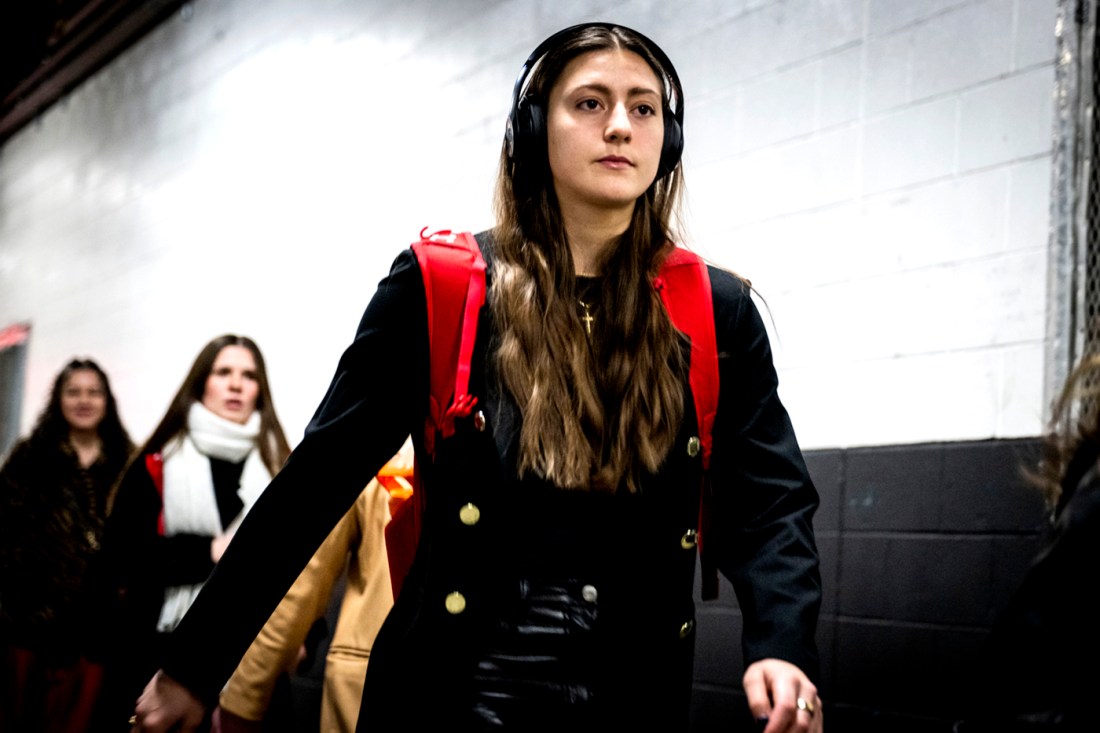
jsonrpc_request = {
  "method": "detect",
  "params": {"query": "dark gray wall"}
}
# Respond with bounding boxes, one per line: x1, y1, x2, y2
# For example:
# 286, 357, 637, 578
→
691, 438, 1046, 732
0, 341, 28, 460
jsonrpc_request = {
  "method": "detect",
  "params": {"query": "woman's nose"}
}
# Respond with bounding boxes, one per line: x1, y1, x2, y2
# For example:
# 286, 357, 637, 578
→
605, 103, 632, 142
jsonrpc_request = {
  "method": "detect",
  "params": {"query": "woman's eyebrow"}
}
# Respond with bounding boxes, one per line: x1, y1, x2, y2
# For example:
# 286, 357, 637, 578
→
570, 82, 661, 98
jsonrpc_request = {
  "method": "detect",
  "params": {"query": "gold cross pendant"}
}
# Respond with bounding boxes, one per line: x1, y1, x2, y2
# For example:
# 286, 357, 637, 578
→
579, 300, 595, 335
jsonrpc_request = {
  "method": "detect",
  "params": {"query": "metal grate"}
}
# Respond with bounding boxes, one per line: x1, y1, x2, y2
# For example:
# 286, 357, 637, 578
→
1086, 4, 1100, 360
1050, 0, 1099, 412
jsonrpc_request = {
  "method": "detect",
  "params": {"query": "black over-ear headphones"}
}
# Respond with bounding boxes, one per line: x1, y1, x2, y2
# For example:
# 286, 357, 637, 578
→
505, 22, 685, 181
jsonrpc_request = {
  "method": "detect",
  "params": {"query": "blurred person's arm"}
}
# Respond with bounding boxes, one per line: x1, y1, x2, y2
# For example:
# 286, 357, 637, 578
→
217, 489, 363, 721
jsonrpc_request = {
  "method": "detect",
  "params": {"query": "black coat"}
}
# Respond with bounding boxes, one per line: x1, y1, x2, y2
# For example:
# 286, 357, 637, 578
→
98, 451, 233, 639
92, 450, 257, 731
964, 441, 1100, 732
159, 240, 822, 730
0, 437, 120, 658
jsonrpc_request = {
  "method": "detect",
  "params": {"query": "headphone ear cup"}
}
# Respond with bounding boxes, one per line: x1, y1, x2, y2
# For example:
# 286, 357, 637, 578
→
658, 113, 684, 179
512, 97, 546, 169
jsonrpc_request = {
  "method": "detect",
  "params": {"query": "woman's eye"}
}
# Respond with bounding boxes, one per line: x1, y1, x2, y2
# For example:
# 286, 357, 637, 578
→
578, 98, 600, 111
636, 104, 656, 116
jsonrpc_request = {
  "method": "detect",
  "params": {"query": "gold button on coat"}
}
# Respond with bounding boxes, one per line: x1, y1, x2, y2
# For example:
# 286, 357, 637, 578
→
473, 411, 487, 432
445, 592, 467, 615
459, 503, 481, 526
680, 529, 697, 550
687, 436, 701, 457
679, 620, 694, 639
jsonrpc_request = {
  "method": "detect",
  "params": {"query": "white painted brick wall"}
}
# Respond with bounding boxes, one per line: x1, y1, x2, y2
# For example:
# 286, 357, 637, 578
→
0, 0, 1058, 450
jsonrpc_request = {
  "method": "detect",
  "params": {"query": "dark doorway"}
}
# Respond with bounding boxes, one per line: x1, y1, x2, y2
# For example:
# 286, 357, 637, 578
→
0, 323, 30, 460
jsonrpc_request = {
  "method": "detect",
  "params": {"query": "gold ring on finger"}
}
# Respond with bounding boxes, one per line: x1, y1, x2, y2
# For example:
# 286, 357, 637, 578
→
797, 697, 816, 715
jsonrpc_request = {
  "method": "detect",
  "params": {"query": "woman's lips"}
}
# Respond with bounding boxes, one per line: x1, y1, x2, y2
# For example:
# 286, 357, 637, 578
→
599, 155, 633, 168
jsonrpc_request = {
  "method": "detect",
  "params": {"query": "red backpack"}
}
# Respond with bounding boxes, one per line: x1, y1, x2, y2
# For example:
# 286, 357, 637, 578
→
385, 229, 722, 600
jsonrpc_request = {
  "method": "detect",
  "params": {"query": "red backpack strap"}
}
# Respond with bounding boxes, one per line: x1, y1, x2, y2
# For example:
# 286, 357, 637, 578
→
656, 245, 721, 600
144, 452, 166, 537
410, 228, 487, 456
656, 246, 718, 468
386, 230, 485, 600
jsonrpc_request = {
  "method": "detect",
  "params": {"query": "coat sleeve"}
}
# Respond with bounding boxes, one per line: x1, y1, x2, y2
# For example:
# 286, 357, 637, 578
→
217, 484, 363, 721
161, 249, 429, 705
705, 267, 822, 681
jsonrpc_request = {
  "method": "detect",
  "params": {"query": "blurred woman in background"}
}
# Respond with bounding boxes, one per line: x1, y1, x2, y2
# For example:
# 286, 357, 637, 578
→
94, 335, 290, 731
959, 354, 1100, 732
1, 358, 134, 733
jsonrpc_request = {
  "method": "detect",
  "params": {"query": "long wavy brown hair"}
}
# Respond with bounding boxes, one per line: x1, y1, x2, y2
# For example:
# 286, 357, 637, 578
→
1031, 353, 1100, 511
138, 334, 291, 476
492, 25, 687, 493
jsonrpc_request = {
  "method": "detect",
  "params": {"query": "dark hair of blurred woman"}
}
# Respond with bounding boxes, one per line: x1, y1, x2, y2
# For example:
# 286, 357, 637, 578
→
30, 358, 133, 475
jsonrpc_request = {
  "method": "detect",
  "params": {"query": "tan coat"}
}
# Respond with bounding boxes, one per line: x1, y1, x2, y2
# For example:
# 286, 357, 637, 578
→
218, 476, 394, 731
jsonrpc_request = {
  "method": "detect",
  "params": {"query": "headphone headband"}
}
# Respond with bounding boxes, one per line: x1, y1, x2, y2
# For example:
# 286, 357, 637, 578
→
505, 22, 685, 181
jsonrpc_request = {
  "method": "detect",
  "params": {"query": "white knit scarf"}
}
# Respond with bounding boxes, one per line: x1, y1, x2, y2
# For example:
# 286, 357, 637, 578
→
156, 402, 270, 632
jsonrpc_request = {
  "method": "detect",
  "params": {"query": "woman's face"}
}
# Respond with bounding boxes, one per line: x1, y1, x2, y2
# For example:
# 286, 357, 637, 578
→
202, 345, 260, 425
545, 48, 665, 215
60, 369, 107, 433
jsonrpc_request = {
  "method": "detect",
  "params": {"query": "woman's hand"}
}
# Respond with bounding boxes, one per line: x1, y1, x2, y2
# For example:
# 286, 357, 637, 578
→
743, 658, 823, 733
131, 670, 206, 732
211, 705, 264, 733
211, 532, 234, 563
